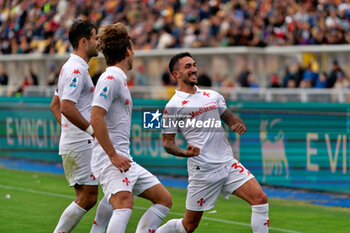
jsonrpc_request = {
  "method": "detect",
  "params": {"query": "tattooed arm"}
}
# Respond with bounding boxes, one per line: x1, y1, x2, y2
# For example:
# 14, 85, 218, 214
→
220, 109, 247, 135
162, 133, 200, 157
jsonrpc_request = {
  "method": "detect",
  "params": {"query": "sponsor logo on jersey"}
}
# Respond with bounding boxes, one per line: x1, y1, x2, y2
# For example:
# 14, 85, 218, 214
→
182, 100, 189, 106
106, 75, 115, 80
72, 69, 81, 75
189, 104, 217, 119
90, 86, 94, 93
70, 77, 78, 88
100, 86, 109, 98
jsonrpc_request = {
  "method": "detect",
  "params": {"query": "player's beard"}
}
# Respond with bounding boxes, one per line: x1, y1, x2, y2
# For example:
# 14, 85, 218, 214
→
87, 42, 98, 59
183, 72, 197, 86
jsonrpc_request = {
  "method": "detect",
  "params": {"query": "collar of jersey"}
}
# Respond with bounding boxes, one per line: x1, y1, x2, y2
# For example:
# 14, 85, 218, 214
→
69, 53, 89, 69
175, 85, 201, 99
106, 66, 127, 81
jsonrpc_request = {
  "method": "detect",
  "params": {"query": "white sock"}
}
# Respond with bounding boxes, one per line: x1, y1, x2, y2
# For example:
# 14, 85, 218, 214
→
90, 196, 113, 233
136, 204, 170, 233
251, 203, 269, 233
156, 218, 186, 233
53, 201, 87, 233
106, 208, 132, 233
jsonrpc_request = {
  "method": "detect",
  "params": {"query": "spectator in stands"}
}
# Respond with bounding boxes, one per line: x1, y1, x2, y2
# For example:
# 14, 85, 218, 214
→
197, 68, 212, 87
294, 63, 305, 87
161, 66, 176, 86
17, 75, 32, 94
46, 64, 59, 86
30, 69, 39, 86
134, 64, 148, 86
327, 60, 344, 88
5, 0, 350, 54
333, 71, 349, 89
315, 72, 328, 88
0, 66, 8, 85
302, 63, 319, 87
269, 74, 281, 88
287, 79, 297, 88
238, 64, 250, 87
247, 73, 259, 88
282, 66, 294, 88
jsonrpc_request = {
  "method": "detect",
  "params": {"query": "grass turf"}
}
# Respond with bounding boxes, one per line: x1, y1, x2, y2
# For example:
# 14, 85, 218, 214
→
0, 167, 349, 233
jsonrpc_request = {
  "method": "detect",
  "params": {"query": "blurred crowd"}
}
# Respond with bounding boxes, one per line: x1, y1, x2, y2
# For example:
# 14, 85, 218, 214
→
2, 0, 350, 55
231, 59, 348, 89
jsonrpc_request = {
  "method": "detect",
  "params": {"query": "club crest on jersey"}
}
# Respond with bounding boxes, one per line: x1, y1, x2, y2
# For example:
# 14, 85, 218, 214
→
100, 86, 109, 98
70, 77, 78, 87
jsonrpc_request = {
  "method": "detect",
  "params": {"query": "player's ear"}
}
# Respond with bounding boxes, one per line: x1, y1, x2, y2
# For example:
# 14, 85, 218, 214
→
79, 37, 87, 48
172, 70, 179, 79
126, 47, 132, 57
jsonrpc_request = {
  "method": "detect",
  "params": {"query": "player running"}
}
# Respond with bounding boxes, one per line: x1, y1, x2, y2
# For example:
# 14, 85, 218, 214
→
157, 52, 269, 233
51, 20, 112, 233
90, 22, 172, 233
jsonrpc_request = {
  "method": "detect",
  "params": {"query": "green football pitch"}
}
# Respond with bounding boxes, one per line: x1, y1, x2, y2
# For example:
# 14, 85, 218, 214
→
0, 167, 349, 233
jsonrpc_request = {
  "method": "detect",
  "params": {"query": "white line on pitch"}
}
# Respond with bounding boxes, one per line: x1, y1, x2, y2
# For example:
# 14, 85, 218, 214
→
0, 184, 303, 233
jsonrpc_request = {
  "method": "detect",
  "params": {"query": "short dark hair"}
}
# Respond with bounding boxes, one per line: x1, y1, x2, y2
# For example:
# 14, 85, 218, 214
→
69, 20, 97, 49
99, 23, 132, 66
168, 52, 193, 75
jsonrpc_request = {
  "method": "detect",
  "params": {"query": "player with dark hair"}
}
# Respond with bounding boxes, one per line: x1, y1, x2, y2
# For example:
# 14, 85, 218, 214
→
90, 22, 172, 233
157, 52, 269, 233
51, 20, 112, 233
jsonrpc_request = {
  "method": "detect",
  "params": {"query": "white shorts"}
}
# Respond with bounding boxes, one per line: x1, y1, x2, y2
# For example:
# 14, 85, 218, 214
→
61, 149, 98, 186
186, 159, 254, 211
94, 162, 160, 201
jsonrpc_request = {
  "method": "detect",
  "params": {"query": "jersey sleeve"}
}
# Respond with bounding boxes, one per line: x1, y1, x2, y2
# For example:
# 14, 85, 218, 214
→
61, 67, 86, 103
161, 102, 178, 134
92, 74, 120, 112
54, 88, 58, 96
215, 92, 227, 116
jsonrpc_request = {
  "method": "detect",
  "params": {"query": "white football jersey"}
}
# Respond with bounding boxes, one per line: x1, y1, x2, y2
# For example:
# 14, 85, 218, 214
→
91, 66, 133, 173
162, 86, 233, 171
57, 54, 94, 154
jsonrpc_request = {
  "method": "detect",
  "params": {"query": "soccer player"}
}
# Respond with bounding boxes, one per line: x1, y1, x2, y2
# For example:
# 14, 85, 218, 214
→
51, 20, 112, 233
90, 22, 172, 233
157, 52, 269, 233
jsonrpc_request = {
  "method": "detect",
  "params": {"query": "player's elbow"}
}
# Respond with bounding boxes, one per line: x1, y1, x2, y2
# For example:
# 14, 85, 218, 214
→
163, 142, 172, 154
49, 102, 56, 114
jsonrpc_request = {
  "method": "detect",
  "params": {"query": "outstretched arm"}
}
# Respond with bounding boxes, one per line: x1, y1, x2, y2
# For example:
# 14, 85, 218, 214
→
220, 108, 247, 135
162, 133, 200, 157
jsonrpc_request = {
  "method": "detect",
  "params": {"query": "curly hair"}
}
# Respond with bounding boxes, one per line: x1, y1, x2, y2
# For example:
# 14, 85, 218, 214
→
99, 23, 132, 66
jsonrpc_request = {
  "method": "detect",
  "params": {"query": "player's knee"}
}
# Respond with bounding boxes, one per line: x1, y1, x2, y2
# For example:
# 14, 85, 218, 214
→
114, 192, 133, 208
252, 191, 268, 205
158, 192, 173, 208
184, 222, 199, 233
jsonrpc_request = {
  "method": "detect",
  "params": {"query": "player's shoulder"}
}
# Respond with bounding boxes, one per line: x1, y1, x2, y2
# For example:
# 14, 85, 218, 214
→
61, 61, 87, 77
165, 94, 181, 108
199, 88, 222, 98
98, 69, 125, 86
